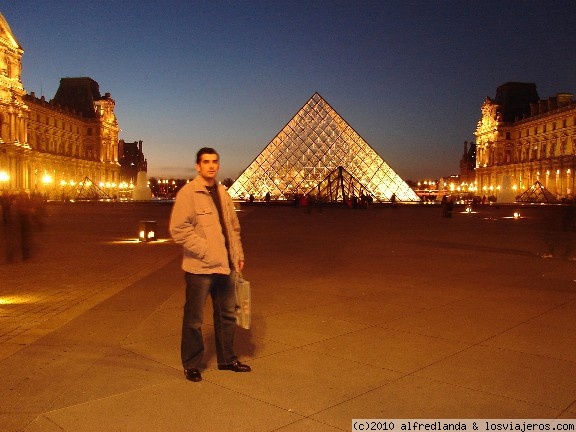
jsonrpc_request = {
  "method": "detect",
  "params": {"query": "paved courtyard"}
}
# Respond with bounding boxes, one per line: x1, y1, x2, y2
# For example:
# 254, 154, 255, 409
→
0, 201, 575, 431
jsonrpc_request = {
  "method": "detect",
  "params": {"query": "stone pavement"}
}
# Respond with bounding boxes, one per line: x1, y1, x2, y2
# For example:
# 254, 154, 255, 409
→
0, 201, 575, 431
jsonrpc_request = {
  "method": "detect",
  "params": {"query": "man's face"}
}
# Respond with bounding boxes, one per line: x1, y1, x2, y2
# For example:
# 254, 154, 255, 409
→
196, 153, 219, 182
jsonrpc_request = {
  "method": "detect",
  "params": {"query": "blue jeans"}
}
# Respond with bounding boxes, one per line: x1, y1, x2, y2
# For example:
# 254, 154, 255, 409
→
181, 272, 238, 369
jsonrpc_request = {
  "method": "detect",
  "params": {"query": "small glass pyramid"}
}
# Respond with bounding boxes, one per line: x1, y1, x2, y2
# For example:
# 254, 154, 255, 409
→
516, 180, 559, 203
228, 93, 420, 202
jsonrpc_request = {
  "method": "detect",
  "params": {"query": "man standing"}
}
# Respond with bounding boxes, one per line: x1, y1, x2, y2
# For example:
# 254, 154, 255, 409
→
170, 148, 251, 382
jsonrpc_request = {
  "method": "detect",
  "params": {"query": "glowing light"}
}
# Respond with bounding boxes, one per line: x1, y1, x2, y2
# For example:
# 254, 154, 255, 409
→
513, 212, 521, 219
42, 173, 53, 184
0, 295, 41, 304
138, 221, 157, 242
107, 238, 170, 244
139, 230, 156, 241
0, 171, 9, 182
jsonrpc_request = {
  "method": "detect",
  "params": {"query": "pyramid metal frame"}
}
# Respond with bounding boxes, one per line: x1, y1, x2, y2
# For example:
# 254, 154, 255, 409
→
312, 165, 375, 203
228, 93, 420, 202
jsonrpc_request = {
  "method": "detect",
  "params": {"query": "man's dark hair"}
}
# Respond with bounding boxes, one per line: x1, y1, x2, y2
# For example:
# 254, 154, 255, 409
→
196, 147, 219, 164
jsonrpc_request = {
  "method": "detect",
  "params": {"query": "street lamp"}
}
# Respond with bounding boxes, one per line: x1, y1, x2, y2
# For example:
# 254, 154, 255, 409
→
42, 173, 53, 184
42, 173, 53, 199
138, 220, 157, 242
0, 170, 9, 192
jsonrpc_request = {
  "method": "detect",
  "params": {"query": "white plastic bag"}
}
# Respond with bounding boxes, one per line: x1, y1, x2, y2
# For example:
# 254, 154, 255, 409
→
234, 273, 251, 330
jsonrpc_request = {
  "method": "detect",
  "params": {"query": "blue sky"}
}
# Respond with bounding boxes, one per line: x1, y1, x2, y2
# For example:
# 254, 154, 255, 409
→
3, 1, 575, 181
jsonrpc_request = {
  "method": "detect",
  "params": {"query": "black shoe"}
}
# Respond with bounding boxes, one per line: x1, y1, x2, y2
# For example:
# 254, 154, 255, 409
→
184, 368, 202, 382
218, 361, 251, 372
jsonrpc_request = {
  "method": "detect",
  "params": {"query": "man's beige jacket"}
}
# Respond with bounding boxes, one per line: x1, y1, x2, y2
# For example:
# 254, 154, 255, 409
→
170, 176, 244, 275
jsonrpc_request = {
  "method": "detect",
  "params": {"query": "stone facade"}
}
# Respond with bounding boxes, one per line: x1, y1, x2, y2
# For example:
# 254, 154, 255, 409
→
474, 82, 576, 200
459, 140, 476, 185
119, 140, 147, 184
0, 13, 120, 198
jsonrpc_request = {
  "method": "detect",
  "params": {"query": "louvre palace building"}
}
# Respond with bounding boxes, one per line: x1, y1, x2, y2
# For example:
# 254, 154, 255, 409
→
474, 82, 576, 201
0, 13, 120, 199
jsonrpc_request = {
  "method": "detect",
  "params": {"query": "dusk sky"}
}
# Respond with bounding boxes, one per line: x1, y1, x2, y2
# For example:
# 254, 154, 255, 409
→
3, 1, 575, 181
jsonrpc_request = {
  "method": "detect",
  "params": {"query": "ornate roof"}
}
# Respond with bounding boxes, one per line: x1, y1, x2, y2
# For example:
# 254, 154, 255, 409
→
0, 13, 22, 51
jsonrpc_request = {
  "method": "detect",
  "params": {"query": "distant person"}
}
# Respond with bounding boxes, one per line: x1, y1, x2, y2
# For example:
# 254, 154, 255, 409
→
1, 191, 13, 226
306, 194, 314, 213
441, 195, 453, 218
170, 147, 251, 383
317, 194, 325, 213
2, 192, 17, 262
13, 191, 34, 260
293, 194, 300, 208
265, 191, 271, 205
541, 200, 576, 259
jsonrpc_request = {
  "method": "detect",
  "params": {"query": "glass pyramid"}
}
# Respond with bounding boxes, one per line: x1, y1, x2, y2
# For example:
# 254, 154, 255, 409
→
228, 93, 420, 202
516, 180, 559, 203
